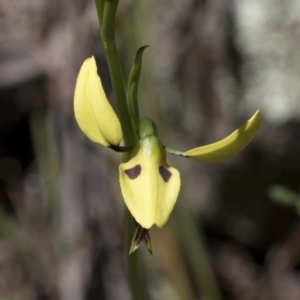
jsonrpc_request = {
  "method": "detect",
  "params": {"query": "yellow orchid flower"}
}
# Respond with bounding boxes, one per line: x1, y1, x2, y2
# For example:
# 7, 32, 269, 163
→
74, 56, 262, 253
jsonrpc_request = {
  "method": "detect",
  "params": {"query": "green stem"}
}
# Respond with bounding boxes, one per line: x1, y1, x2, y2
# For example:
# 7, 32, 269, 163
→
99, 0, 135, 146
94, 0, 104, 25
175, 198, 224, 300
125, 208, 144, 298
94, 1, 143, 299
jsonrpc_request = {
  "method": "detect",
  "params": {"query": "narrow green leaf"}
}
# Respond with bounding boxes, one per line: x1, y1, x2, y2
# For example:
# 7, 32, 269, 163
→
127, 46, 149, 134
94, 0, 105, 25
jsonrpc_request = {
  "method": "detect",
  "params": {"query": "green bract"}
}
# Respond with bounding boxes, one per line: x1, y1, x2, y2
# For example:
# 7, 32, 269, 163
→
74, 53, 262, 253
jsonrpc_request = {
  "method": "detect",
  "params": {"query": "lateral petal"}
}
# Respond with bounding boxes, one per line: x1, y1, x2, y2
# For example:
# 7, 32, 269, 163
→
74, 57, 122, 146
183, 110, 261, 162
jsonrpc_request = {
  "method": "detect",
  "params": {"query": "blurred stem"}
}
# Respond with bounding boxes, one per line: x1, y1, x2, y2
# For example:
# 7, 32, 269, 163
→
30, 113, 61, 235
94, 1, 143, 299
0, 209, 39, 274
174, 198, 223, 300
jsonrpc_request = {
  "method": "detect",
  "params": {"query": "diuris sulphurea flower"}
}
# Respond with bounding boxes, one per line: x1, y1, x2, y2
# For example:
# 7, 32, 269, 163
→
74, 55, 262, 254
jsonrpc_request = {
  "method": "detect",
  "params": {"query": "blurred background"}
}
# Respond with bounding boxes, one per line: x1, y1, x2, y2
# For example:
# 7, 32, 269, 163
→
1, 0, 300, 299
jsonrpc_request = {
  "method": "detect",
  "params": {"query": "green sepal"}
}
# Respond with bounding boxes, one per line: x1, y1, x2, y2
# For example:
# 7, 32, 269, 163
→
127, 46, 149, 135
129, 224, 153, 255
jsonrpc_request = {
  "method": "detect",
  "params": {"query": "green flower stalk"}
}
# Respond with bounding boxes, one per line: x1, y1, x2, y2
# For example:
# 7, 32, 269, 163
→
74, 54, 262, 253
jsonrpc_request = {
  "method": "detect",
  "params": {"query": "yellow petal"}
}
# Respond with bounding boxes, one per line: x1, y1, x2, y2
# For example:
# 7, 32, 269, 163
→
119, 136, 181, 229
74, 56, 122, 146
183, 110, 261, 162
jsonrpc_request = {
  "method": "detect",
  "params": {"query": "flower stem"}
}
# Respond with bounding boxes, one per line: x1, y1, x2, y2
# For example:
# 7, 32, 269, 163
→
175, 198, 224, 300
94, 1, 143, 299
125, 208, 144, 298
97, 0, 135, 146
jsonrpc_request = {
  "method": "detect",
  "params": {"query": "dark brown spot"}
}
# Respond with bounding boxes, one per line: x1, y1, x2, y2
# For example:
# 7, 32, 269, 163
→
159, 166, 172, 182
125, 165, 141, 179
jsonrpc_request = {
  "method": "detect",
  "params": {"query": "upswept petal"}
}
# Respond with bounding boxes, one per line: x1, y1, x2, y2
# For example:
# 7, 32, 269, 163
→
183, 110, 261, 162
119, 136, 181, 229
74, 56, 122, 146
